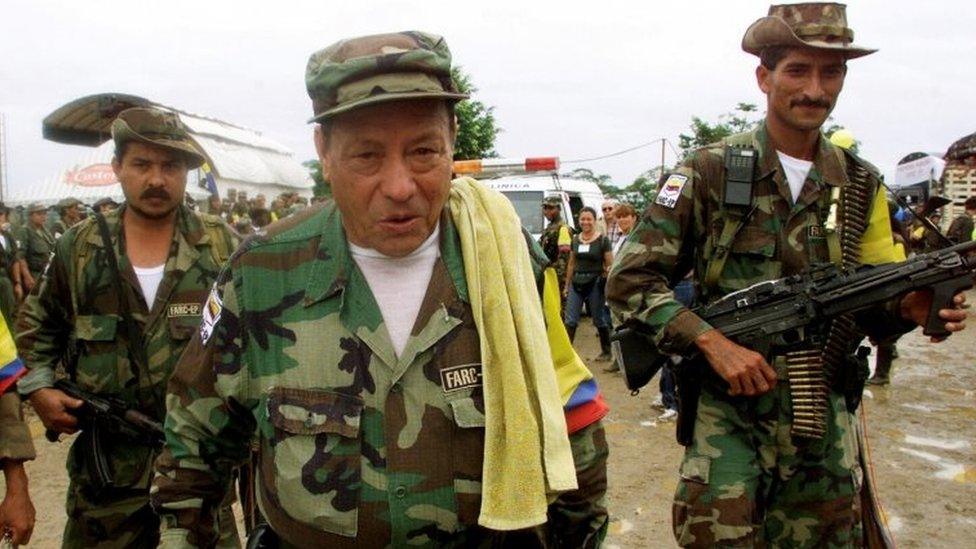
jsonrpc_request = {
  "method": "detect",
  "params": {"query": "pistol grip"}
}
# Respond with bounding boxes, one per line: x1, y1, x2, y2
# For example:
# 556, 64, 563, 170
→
923, 280, 969, 337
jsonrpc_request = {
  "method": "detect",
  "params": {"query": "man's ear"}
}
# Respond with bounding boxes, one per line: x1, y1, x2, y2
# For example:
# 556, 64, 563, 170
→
756, 64, 771, 94
313, 125, 331, 180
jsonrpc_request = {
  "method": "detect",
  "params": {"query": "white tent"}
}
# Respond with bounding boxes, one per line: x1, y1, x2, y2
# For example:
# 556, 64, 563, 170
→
10, 93, 314, 207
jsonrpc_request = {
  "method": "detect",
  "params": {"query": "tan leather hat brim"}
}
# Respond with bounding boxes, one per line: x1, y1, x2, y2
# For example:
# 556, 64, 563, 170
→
113, 122, 207, 169
742, 16, 877, 59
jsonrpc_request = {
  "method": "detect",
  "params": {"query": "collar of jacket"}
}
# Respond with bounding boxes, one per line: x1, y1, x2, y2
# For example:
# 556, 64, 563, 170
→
303, 205, 469, 307
752, 122, 848, 189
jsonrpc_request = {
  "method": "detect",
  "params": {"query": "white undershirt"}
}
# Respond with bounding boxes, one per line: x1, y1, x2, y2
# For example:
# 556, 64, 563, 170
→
349, 226, 440, 358
776, 150, 814, 203
133, 264, 166, 308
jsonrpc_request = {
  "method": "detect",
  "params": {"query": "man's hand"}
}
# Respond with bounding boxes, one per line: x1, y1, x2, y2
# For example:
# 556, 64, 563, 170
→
21, 272, 35, 293
695, 329, 778, 397
0, 461, 35, 545
12, 283, 23, 303
28, 388, 83, 434
901, 290, 968, 342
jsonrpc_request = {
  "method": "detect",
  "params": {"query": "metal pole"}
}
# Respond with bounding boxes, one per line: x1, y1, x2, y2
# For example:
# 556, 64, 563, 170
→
661, 138, 666, 174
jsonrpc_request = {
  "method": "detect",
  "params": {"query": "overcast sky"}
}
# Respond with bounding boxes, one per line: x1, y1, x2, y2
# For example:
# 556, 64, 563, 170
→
1, 0, 973, 195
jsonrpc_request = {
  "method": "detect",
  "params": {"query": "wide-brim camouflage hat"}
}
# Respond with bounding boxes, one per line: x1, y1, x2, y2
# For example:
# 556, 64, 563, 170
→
742, 3, 876, 59
57, 197, 82, 210
305, 31, 469, 123
111, 107, 207, 169
27, 202, 48, 214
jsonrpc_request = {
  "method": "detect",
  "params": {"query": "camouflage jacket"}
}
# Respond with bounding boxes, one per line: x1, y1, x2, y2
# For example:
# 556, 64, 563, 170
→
17, 224, 55, 277
0, 229, 18, 274
16, 204, 234, 404
153, 203, 594, 548
607, 124, 908, 356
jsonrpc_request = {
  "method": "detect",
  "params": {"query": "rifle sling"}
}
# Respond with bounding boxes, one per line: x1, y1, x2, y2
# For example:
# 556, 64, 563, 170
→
94, 214, 153, 392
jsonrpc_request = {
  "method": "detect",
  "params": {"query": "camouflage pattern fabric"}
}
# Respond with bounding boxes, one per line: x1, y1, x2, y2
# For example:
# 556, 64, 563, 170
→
673, 359, 861, 547
0, 392, 34, 462
305, 31, 468, 122
153, 203, 607, 548
15, 204, 238, 548
17, 224, 55, 279
539, 218, 570, 294
607, 124, 906, 547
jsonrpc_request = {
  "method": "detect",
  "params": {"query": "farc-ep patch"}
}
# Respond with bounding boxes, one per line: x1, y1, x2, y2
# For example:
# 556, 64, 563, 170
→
655, 174, 689, 209
199, 285, 223, 346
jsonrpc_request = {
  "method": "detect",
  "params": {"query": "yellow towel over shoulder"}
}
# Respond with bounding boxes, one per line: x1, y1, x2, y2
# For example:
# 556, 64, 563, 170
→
448, 177, 577, 531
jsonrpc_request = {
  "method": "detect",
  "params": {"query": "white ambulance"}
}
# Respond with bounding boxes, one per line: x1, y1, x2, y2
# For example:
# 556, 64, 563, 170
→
454, 157, 606, 239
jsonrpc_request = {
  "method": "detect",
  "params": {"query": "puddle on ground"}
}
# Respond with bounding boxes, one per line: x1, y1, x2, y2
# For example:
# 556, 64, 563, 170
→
904, 434, 970, 451
898, 447, 974, 483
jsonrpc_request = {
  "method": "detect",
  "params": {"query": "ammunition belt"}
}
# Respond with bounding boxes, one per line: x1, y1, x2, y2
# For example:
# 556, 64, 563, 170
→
791, 155, 871, 440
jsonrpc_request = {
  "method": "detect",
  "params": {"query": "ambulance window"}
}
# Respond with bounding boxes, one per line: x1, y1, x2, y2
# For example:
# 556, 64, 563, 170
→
501, 191, 545, 234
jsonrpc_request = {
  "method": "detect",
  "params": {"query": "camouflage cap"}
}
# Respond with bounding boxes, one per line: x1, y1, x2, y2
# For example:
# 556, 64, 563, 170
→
111, 107, 206, 169
27, 202, 48, 214
742, 3, 876, 59
542, 196, 562, 207
305, 31, 469, 123
56, 197, 82, 211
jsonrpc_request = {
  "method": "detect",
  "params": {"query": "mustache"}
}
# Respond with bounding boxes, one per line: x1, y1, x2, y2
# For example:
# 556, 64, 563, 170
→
790, 97, 832, 109
140, 188, 171, 201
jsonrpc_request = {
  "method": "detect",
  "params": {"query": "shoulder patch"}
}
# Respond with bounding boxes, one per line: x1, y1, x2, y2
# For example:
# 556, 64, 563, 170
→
655, 174, 689, 209
199, 284, 224, 346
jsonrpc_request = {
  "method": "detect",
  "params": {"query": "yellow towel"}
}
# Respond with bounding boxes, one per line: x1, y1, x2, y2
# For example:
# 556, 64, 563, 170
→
448, 177, 578, 531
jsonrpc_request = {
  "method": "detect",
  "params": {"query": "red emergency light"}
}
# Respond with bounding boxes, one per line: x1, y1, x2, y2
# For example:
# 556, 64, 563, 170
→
454, 156, 560, 176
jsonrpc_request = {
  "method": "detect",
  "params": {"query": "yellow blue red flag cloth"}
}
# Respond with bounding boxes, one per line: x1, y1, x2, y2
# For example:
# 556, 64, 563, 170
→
0, 315, 25, 395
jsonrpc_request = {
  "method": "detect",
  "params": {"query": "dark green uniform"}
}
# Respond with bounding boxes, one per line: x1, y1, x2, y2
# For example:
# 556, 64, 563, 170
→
18, 224, 55, 280
0, 230, 20, 324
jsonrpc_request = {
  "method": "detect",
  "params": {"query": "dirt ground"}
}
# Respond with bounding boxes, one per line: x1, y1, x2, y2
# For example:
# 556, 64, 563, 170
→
5, 300, 976, 548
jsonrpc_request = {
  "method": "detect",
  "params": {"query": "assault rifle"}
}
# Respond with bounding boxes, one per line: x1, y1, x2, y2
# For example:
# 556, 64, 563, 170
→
615, 239, 976, 393
45, 379, 165, 488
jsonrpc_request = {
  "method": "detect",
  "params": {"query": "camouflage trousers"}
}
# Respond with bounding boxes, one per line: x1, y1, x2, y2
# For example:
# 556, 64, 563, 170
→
548, 419, 610, 548
673, 364, 862, 548
62, 436, 241, 548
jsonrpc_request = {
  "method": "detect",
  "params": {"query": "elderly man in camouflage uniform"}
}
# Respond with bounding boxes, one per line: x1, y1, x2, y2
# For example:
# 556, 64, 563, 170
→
153, 31, 609, 548
608, 4, 966, 547
539, 195, 572, 297
15, 107, 239, 548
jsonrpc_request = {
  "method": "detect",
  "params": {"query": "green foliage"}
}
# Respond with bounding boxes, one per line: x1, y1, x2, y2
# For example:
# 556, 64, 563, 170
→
303, 159, 332, 198
566, 167, 659, 213
451, 67, 500, 160
678, 103, 761, 156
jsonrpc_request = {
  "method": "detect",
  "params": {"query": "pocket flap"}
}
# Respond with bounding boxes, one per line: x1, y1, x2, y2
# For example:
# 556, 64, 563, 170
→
449, 397, 486, 429
75, 315, 119, 342
731, 226, 776, 257
267, 387, 363, 437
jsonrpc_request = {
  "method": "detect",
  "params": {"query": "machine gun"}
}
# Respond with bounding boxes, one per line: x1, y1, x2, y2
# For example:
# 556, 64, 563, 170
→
45, 379, 165, 488
615, 239, 976, 393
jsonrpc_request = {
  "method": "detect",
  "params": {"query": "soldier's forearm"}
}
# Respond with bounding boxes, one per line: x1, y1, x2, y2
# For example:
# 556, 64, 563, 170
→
15, 366, 55, 396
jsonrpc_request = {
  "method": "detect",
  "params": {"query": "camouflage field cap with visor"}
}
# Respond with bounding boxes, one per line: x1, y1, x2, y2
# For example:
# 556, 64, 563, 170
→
742, 3, 876, 59
111, 107, 206, 169
305, 31, 469, 123
542, 196, 562, 208
27, 202, 47, 214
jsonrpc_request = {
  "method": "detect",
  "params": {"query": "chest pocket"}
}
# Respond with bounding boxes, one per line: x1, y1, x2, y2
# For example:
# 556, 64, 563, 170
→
165, 289, 209, 341
261, 387, 364, 538
73, 314, 128, 393
717, 226, 779, 293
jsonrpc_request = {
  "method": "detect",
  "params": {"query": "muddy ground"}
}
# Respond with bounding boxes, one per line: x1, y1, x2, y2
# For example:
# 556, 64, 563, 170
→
5, 298, 976, 547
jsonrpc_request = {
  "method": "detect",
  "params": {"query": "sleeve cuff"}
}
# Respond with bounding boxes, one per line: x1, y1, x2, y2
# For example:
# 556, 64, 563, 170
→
16, 367, 55, 396
656, 309, 713, 354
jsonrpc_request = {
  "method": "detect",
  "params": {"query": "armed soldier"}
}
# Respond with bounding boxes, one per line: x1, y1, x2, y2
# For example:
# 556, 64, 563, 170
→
52, 198, 85, 239
608, 3, 967, 547
153, 31, 609, 548
539, 195, 572, 298
15, 107, 239, 548
16, 203, 54, 289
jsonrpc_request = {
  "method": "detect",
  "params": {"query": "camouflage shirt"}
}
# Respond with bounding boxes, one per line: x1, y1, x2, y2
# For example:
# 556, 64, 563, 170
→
153, 203, 595, 548
607, 124, 907, 354
539, 218, 570, 284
